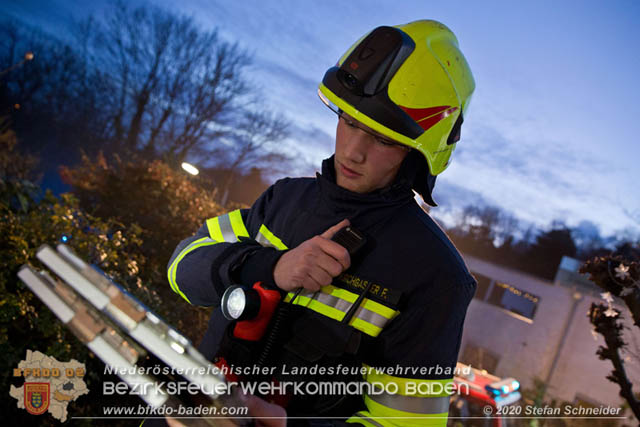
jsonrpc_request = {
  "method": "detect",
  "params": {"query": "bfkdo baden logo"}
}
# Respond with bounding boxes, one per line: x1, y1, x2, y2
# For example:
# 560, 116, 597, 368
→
25, 383, 50, 415
9, 350, 89, 422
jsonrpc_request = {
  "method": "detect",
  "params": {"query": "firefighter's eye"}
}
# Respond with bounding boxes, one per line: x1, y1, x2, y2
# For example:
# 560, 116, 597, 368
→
343, 118, 357, 128
377, 137, 409, 151
375, 137, 396, 146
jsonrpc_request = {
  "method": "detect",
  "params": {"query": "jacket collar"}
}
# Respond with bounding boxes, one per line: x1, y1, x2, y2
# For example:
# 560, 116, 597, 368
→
315, 156, 416, 229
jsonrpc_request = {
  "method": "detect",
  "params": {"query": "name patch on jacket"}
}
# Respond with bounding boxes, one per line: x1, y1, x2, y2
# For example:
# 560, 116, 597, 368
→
335, 273, 401, 307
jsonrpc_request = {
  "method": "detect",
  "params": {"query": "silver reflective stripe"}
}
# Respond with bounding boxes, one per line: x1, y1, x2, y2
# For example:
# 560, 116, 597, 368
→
255, 231, 272, 248
187, 237, 216, 249
367, 392, 450, 414
168, 237, 218, 301
308, 291, 352, 313
170, 237, 218, 284
293, 290, 390, 329
218, 214, 237, 243
354, 411, 385, 427
352, 304, 389, 328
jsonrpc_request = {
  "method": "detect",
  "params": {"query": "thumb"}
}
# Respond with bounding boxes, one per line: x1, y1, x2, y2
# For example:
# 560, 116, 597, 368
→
245, 394, 287, 419
320, 218, 350, 239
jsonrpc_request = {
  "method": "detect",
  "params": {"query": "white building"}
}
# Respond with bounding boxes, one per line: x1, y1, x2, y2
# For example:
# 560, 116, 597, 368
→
459, 254, 640, 410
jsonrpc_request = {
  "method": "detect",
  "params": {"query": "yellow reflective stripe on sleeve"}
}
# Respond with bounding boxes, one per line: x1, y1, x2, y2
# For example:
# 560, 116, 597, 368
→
346, 412, 386, 427
367, 392, 451, 415
363, 365, 453, 398
168, 237, 220, 304
363, 395, 448, 426
206, 217, 224, 242
229, 209, 249, 239
347, 409, 447, 427
256, 224, 288, 250
217, 213, 237, 242
206, 210, 250, 243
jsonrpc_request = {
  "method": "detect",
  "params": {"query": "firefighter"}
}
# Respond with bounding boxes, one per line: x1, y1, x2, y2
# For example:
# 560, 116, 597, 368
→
168, 20, 476, 425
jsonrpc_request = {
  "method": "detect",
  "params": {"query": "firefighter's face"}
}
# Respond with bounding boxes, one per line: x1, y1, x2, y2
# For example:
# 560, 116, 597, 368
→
334, 113, 409, 194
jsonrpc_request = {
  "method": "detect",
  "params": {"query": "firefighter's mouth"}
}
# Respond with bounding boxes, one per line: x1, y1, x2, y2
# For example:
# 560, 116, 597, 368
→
338, 161, 362, 178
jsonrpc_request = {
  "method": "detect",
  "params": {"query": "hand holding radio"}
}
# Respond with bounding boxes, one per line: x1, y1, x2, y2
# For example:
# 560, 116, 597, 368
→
273, 219, 352, 292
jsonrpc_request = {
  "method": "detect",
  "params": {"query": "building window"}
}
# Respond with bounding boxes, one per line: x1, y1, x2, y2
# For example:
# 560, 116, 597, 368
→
487, 281, 539, 321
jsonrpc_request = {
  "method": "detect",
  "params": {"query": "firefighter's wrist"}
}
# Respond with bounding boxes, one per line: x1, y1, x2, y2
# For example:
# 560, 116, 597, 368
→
235, 247, 286, 290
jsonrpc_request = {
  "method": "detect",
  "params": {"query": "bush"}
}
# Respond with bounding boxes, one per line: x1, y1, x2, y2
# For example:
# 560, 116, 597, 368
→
60, 153, 227, 338
1, 183, 146, 424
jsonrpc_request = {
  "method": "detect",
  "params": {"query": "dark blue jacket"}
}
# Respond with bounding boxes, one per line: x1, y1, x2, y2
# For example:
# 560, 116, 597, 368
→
168, 157, 476, 424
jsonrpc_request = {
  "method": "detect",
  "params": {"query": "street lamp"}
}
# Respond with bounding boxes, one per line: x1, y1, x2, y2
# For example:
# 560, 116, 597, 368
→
181, 162, 199, 176
0, 51, 35, 78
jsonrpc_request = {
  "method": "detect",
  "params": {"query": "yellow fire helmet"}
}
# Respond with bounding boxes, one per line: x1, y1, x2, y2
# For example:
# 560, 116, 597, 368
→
319, 20, 475, 203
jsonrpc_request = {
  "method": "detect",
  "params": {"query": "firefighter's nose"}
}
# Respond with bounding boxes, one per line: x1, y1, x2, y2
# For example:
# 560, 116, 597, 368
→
344, 131, 369, 164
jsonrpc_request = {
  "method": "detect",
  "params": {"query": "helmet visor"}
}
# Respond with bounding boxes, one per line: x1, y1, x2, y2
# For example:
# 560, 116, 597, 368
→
321, 26, 423, 140
318, 89, 409, 150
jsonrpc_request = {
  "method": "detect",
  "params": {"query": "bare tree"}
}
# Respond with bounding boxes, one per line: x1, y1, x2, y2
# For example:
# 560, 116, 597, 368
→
3, 5, 294, 205
456, 205, 502, 243
209, 109, 291, 205
78, 2, 252, 160
571, 220, 606, 258
1, 20, 107, 162
2, 22, 83, 115
581, 251, 640, 422
624, 207, 640, 228
527, 225, 577, 279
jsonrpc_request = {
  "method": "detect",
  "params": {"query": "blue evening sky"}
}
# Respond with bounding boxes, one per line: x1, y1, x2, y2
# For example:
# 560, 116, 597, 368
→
3, 0, 639, 237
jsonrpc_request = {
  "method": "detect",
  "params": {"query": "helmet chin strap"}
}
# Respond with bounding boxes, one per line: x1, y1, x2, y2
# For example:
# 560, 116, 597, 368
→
395, 150, 437, 206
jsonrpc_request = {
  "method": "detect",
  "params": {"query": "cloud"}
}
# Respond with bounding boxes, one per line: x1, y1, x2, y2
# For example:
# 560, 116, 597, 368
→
432, 178, 493, 209
458, 121, 611, 199
254, 60, 318, 94
441, 120, 635, 235
12, 0, 638, 237
278, 122, 335, 174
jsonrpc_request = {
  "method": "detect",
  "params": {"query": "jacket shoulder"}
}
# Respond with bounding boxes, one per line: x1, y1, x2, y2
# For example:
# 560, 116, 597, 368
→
272, 176, 316, 190
252, 177, 317, 237
405, 203, 474, 283
253, 177, 315, 210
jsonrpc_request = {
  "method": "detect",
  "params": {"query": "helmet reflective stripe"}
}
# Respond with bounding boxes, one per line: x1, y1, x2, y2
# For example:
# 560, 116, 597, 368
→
319, 20, 475, 177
